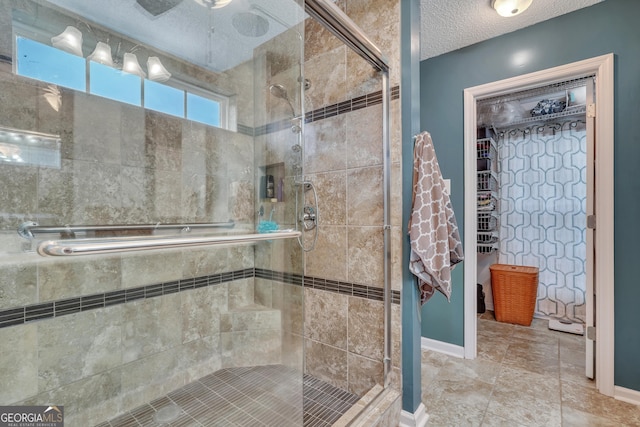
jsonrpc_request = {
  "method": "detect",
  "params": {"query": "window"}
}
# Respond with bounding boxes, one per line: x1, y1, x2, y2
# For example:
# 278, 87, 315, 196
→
16, 37, 85, 91
187, 92, 221, 127
15, 35, 229, 129
144, 79, 185, 118
90, 61, 142, 106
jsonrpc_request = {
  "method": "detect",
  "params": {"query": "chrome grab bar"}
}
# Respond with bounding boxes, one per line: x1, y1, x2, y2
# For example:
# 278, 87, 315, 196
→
18, 220, 235, 239
36, 230, 301, 257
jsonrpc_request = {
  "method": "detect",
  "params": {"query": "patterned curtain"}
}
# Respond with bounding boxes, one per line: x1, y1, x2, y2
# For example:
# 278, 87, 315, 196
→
498, 121, 587, 323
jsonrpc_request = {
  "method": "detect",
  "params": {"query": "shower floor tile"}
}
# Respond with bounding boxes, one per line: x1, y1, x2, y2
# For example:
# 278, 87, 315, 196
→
103, 365, 359, 427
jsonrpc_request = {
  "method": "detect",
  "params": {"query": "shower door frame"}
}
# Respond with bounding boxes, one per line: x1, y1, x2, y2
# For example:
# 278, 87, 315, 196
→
304, 0, 393, 388
462, 54, 615, 397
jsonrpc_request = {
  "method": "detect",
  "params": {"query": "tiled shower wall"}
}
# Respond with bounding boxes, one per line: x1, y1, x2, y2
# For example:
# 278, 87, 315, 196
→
0, 1, 303, 425
301, 0, 403, 396
0, 5, 407, 427
0, 100, 265, 425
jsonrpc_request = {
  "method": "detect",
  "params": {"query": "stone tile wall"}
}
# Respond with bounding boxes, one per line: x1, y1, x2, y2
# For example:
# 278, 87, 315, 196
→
0, 274, 299, 426
0, 3, 304, 425
0, 0, 407, 423
301, 0, 403, 397
0, 84, 295, 425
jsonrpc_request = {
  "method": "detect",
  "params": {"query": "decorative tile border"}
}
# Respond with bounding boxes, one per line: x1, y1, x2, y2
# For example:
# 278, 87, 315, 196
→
304, 85, 400, 125
299, 274, 402, 305
0, 268, 400, 329
236, 123, 255, 136
242, 85, 400, 137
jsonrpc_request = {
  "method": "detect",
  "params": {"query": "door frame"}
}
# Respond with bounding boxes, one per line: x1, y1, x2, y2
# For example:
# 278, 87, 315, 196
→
462, 54, 615, 396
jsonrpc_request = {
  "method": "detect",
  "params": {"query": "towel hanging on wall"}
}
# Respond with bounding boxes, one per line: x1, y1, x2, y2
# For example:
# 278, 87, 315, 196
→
409, 131, 464, 305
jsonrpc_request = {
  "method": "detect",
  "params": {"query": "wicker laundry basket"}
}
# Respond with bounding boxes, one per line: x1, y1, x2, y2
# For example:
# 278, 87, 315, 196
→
489, 264, 539, 326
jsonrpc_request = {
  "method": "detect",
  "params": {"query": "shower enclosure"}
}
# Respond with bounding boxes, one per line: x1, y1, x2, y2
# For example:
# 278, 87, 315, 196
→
0, 0, 399, 425
0, 0, 307, 424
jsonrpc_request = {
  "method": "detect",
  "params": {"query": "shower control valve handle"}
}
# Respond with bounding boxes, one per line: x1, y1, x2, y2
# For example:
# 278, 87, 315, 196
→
300, 206, 317, 231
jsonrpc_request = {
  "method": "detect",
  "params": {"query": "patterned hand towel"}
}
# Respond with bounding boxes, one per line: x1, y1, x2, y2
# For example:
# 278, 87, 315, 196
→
409, 131, 464, 304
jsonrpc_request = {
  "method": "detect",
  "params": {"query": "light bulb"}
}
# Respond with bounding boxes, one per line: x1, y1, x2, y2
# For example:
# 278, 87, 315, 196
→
88, 42, 114, 66
193, 0, 233, 9
491, 0, 533, 17
147, 57, 171, 82
122, 52, 146, 77
51, 26, 83, 56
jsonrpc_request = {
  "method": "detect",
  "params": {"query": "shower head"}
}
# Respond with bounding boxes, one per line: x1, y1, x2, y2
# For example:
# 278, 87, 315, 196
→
269, 84, 289, 101
232, 12, 269, 37
269, 84, 296, 117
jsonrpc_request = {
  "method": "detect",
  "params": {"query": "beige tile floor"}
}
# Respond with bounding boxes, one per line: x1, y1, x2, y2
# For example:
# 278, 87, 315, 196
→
421, 311, 640, 426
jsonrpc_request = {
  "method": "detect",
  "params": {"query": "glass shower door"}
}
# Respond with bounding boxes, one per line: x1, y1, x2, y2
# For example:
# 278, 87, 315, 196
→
0, 0, 304, 425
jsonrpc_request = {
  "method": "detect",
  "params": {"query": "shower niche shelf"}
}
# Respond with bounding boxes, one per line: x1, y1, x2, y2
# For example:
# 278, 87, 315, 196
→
260, 162, 285, 202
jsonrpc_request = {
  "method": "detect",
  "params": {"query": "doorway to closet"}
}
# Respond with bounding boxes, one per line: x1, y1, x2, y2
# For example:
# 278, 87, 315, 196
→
462, 54, 614, 397
477, 75, 592, 373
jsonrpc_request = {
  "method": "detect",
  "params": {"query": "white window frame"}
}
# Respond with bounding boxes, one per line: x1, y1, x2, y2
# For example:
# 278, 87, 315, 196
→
13, 24, 233, 131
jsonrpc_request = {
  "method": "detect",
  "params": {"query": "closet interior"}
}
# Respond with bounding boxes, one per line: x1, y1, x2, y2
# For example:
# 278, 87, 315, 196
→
475, 76, 593, 332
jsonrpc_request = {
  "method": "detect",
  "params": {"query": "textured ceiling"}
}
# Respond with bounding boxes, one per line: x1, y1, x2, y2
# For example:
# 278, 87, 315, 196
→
47, 0, 605, 71
420, 0, 605, 60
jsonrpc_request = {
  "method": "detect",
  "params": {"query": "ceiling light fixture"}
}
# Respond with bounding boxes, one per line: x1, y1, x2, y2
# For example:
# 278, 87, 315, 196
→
87, 41, 114, 66
193, 0, 233, 9
147, 56, 172, 81
122, 52, 146, 77
491, 0, 533, 17
51, 26, 83, 56
51, 26, 171, 81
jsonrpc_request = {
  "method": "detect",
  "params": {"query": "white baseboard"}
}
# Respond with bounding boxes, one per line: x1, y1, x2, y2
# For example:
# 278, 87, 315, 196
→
399, 403, 429, 427
614, 386, 640, 406
421, 337, 465, 358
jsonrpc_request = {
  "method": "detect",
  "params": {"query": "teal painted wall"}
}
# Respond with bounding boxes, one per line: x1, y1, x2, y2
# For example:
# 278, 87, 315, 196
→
401, 0, 424, 414
419, 0, 640, 391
